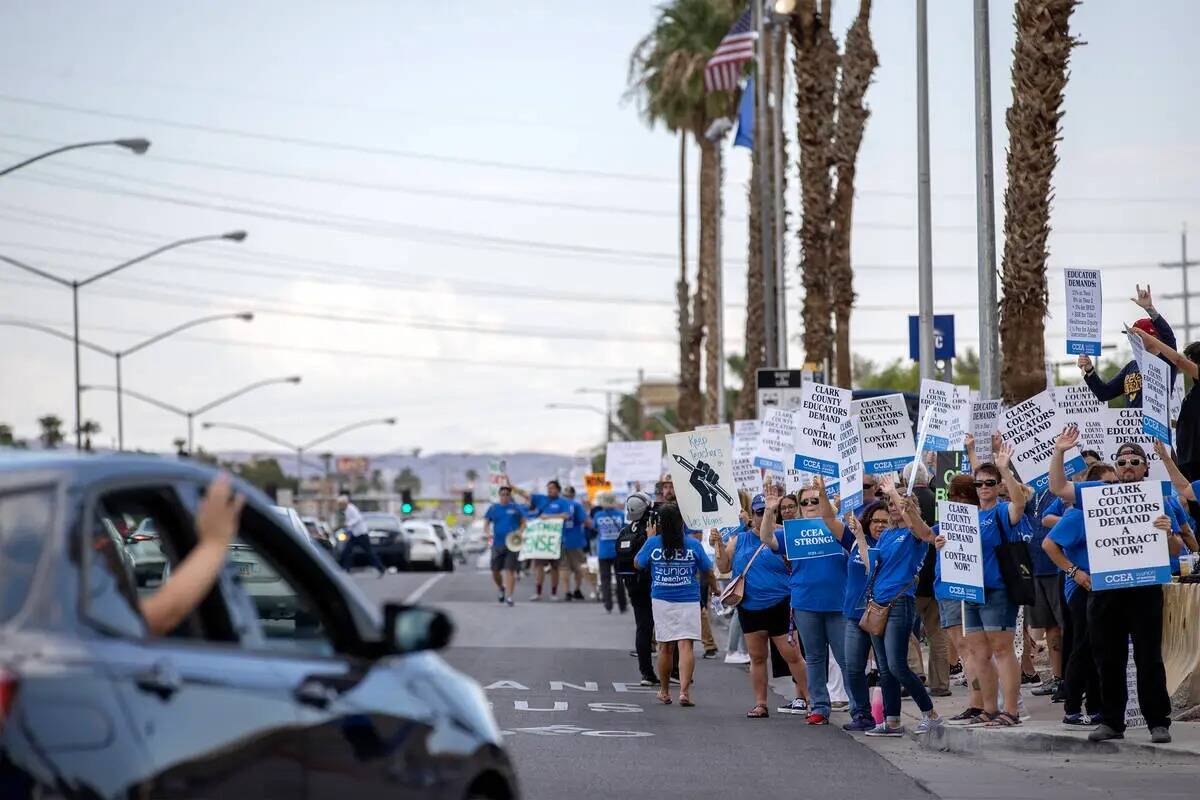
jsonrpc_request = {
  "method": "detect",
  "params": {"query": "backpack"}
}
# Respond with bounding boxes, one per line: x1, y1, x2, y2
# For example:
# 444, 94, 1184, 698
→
615, 520, 648, 576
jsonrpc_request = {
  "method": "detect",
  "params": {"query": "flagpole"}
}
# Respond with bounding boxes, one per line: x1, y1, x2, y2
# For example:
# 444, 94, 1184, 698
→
755, 0, 778, 368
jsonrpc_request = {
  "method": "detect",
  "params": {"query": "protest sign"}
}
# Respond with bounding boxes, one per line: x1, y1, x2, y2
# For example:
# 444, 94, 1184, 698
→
604, 441, 663, 487
782, 518, 843, 560
1101, 408, 1168, 480
971, 400, 1003, 463
1126, 324, 1148, 372
732, 419, 761, 460
1055, 383, 1107, 455
568, 457, 590, 493
785, 468, 806, 494
1064, 268, 1103, 356
947, 385, 972, 451
934, 501, 984, 603
754, 408, 797, 472
1081, 480, 1170, 590
584, 473, 612, 502
518, 518, 563, 561
732, 457, 763, 496
837, 415, 864, 515
918, 379, 959, 452
665, 428, 740, 530
852, 393, 916, 473
793, 382, 850, 477
997, 389, 1085, 492
1141, 354, 1172, 444
488, 458, 507, 502
1171, 372, 1185, 426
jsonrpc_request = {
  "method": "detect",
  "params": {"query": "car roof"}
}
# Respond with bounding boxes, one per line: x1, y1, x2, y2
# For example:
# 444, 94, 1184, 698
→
0, 451, 223, 486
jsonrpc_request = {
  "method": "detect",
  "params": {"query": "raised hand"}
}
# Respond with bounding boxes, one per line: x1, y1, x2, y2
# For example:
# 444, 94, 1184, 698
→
844, 511, 863, 537
1129, 325, 1162, 354
994, 441, 1014, 470
878, 473, 897, 496
1154, 439, 1170, 460
1154, 515, 1172, 534
1054, 425, 1080, 453
196, 474, 244, 549
991, 431, 1004, 455
964, 433, 975, 452
1133, 283, 1154, 311
934, 534, 947, 551
1077, 354, 1094, 373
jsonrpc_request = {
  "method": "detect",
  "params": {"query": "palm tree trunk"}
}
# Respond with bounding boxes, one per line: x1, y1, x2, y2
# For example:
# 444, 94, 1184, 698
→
999, 0, 1080, 402
791, 1, 839, 373
677, 130, 702, 430
737, 149, 766, 421
829, 0, 878, 389
698, 133, 720, 425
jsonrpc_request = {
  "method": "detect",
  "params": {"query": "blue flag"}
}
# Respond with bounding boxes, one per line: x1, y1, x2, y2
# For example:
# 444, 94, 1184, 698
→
734, 77, 754, 149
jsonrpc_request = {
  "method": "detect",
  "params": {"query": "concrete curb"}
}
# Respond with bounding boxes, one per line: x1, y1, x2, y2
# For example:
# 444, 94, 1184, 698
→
911, 722, 1200, 765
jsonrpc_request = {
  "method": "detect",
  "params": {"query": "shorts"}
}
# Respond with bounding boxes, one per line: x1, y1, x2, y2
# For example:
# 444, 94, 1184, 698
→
559, 549, 586, 572
491, 548, 519, 572
1025, 574, 1066, 629
737, 600, 791, 638
963, 586, 1018, 634
938, 598, 963, 631
652, 598, 701, 642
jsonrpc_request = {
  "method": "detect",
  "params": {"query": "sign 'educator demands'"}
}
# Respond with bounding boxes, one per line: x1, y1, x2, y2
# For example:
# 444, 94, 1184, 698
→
997, 388, 1085, 492
852, 393, 915, 474
518, 518, 563, 562
794, 382, 850, 478
1082, 480, 1170, 590
1064, 268, 1103, 356
782, 518, 843, 561
934, 500, 984, 603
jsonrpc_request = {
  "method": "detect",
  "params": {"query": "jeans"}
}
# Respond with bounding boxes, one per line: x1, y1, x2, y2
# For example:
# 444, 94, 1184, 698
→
624, 574, 654, 679
338, 533, 385, 573
1064, 586, 1100, 717
794, 609, 851, 717
1088, 585, 1171, 732
598, 558, 627, 611
844, 620, 873, 720
870, 595, 933, 718
727, 605, 746, 653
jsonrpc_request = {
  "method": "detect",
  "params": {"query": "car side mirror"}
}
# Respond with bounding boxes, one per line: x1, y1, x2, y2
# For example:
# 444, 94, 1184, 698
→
382, 603, 453, 654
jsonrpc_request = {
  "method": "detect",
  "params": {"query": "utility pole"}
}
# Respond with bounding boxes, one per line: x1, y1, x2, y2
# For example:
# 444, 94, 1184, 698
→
972, 0, 1000, 399
915, 0, 936, 380
1161, 225, 1198, 343
771, 19, 788, 368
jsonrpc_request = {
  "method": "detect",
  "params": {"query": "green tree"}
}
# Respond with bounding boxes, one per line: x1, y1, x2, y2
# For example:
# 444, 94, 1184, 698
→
229, 458, 297, 495
369, 469, 385, 492
465, 468, 479, 486
393, 467, 422, 495
37, 415, 64, 449
0, 424, 15, 447
79, 419, 101, 452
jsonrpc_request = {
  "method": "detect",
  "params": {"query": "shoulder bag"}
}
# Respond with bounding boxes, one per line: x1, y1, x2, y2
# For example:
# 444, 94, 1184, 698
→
858, 554, 919, 638
994, 507, 1036, 606
718, 539, 766, 608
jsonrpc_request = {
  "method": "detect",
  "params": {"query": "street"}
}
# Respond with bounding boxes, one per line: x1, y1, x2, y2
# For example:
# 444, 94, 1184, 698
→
355, 564, 1200, 800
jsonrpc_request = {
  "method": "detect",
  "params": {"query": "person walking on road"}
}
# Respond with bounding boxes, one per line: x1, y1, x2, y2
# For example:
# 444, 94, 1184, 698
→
560, 486, 593, 602
617, 491, 657, 685
635, 502, 714, 707
711, 492, 807, 719
336, 493, 385, 577
524, 480, 573, 601
593, 492, 627, 613
659, 474, 720, 658
484, 486, 526, 606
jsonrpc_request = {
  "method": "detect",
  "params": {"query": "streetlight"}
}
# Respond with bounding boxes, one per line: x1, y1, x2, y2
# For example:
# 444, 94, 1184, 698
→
0, 230, 248, 448
81, 375, 300, 454
0, 138, 150, 178
1, 312, 254, 450
201, 418, 399, 484
574, 386, 627, 443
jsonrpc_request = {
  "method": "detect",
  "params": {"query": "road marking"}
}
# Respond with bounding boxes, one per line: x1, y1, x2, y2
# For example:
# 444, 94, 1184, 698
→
406, 573, 445, 603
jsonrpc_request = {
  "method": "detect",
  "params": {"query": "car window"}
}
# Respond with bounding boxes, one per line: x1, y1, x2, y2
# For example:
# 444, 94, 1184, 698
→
363, 515, 399, 532
0, 487, 52, 624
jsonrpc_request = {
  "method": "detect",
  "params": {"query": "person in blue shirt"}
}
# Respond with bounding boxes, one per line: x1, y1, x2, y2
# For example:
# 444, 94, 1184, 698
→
521, 480, 575, 601
840, 501, 881, 733
635, 502, 713, 707
483, 486, 526, 606
711, 490, 808, 719
592, 492, 627, 613
559, 486, 593, 602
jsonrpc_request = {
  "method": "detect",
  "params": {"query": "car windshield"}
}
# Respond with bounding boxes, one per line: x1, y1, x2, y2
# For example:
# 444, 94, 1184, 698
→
363, 514, 400, 532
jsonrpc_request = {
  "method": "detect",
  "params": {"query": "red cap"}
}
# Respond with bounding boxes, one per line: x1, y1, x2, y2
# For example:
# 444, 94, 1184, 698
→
1132, 318, 1157, 336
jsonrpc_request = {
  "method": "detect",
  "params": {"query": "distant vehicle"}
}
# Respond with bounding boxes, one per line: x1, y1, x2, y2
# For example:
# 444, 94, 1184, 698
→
272, 505, 308, 539
464, 519, 490, 553
401, 520, 455, 571
358, 511, 410, 570
300, 515, 334, 552
125, 517, 167, 587
432, 519, 465, 564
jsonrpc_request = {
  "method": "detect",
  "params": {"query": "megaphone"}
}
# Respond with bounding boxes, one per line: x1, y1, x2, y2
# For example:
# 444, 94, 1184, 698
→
505, 531, 524, 553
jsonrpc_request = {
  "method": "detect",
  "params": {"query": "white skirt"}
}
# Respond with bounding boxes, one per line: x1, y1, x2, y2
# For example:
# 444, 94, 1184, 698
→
652, 598, 702, 642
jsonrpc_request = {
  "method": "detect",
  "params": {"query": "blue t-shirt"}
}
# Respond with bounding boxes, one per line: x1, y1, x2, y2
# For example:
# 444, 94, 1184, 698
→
732, 530, 790, 610
977, 502, 1015, 589
560, 500, 588, 551
484, 502, 526, 550
843, 542, 880, 621
869, 527, 926, 603
593, 508, 625, 560
1047, 508, 1089, 601
634, 535, 713, 603
531, 496, 574, 518
782, 525, 853, 612
1019, 507, 1058, 577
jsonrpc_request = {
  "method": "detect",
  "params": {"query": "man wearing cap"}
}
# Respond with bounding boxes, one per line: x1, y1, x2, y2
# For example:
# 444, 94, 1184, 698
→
617, 491, 657, 684
1077, 284, 1175, 407
336, 493, 386, 577
1049, 430, 1181, 743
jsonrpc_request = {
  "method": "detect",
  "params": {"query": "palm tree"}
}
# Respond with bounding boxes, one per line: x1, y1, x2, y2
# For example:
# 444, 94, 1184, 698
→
628, 0, 741, 428
37, 415, 64, 449
999, 0, 1080, 402
0, 423, 14, 447
172, 437, 187, 456
78, 420, 101, 452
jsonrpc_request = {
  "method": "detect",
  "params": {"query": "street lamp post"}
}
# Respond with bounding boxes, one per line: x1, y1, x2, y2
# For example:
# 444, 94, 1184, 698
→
81, 375, 300, 454
2, 313, 254, 450
201, 418, 399, 485
0, 138, 150, 178
0, 230, 248, 449
574, 387, 634, 443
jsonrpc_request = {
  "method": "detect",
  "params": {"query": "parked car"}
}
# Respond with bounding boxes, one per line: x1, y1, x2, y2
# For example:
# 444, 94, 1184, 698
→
301, 515, 334, 552
464, 519, 490, 553
402, 519, 455, 571
432, 519, 465, 564
0, 452, 518, 799
124, 516, 168, 587
359, 511, 410, 570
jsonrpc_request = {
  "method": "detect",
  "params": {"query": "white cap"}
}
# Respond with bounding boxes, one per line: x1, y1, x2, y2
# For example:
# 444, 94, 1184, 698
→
625, 491, 653, 522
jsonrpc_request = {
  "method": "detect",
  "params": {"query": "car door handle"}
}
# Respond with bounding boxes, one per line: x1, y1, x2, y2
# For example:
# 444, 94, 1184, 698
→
135, 660, 183, 699
294, 679, 339, 709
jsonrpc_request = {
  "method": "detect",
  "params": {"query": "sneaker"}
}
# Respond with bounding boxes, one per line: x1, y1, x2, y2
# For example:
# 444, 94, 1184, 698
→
1021, 671, 1042, 688
1032, 678, 1061, 696
1051, 684, 1066, 704
724, 651, 751, 665
1063, 713, 1098, 727
843, 714, 876, 732
530, 594, 542, 602
572, 589, 585, 600
1150, 726, 1172, 744
948, 662, 964, 677
639, 676, 661, 687
1017, 698, 1031, 722
864, 723, 906, 737
777, 698, 809, 715
948, 706, 984, 725
1088, 723, 1124, 742
829, 700, 850, 713
505, 597, 514, 607
914, 715, 944, 735
951, 672, 968, 687
928, 687, 953, 697
497, 592, 506, 604
806, 712, 829, 725
703, 649, 719, 660
563, 592, 573, 602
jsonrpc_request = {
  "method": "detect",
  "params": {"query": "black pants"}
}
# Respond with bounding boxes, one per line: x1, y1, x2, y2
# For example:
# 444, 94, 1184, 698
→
599, 558, 627, 611
1063, 586, 1100, 717
624, 574, 654, 679
338, 534, 385, 574
1087, 585, 1171, 732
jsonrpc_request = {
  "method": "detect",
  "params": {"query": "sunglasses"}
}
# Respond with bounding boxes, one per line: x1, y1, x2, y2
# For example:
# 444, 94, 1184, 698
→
753, 509, 765, 516
780, 504, 799, 512
1116, 458, 1145, 467
869, 517, 888, 526
798, 498, 821, 507
974, 479, 999, 488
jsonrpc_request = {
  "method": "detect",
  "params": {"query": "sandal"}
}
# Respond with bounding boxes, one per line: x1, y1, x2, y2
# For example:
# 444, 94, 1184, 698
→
966, 712, 996, 726
657, 693, 672, 705
747, 705, 769, 718
679, 694, 695, 707
984, 712, 1021, 728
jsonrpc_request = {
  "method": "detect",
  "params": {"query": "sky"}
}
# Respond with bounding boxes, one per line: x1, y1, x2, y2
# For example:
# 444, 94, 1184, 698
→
0, 0, 1196, 458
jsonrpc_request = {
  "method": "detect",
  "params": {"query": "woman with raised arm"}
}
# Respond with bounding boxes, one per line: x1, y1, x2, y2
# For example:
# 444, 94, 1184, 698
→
840, 503, 882, 732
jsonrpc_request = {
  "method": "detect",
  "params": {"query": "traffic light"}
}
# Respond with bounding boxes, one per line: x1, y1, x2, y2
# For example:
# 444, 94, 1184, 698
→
400, 489, 414, 515
462, 490, 475, 515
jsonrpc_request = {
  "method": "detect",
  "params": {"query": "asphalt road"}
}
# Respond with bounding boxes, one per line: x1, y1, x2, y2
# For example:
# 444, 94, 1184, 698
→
354, 559, 1200, 800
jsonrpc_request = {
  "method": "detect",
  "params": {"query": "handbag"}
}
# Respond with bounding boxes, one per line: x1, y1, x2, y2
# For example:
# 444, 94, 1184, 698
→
995, 511, 1036, 606
718, 541, 766, 608
857, 555, 918, 638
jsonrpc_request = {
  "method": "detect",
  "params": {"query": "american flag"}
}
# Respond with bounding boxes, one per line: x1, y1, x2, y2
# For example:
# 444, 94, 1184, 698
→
704, 5, 756, 93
